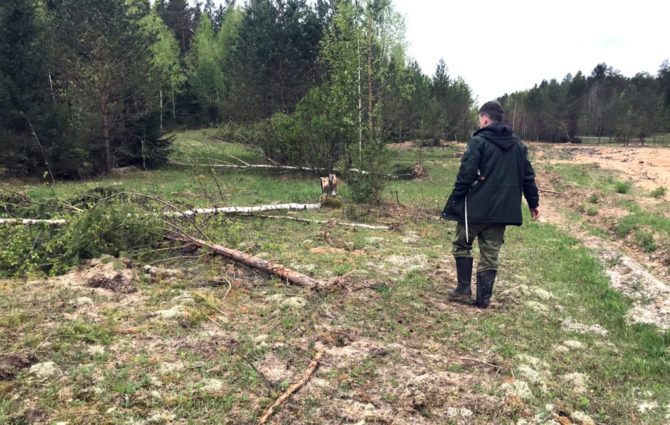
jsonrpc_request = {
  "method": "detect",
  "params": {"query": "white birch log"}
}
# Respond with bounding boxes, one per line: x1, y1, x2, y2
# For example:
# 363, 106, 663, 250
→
2, 203, 322, 225
170, 203, 321, 217
169, 160, 323, 172
0, 218, 69, 225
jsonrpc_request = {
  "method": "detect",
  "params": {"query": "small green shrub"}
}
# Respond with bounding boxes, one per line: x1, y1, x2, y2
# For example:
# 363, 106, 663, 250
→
635, 230, 657, 253
650, 187, 666, 198
615, 181, 630, 194
616, 215, 637, 237
586, 206, 598, 216
0, 202, 164, 277
587, 194, 599, 204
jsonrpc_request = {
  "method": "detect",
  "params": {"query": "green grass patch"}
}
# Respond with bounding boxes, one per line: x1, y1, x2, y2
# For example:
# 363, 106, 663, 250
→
650, 187, 666, 198
614, 181, 631, 194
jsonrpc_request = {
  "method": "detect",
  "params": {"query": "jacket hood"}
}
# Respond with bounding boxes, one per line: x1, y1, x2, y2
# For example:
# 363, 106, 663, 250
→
473, 123, 517, 151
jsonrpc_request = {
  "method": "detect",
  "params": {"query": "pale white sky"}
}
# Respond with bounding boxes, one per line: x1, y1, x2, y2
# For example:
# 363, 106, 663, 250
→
392, 0, 670, 105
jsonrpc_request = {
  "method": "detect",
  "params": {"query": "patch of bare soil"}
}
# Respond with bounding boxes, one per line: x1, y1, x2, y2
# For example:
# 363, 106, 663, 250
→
271, 329, 505, 425
534, 143, 670, 200
0, 351, 38, 380
57, 257, 137, 293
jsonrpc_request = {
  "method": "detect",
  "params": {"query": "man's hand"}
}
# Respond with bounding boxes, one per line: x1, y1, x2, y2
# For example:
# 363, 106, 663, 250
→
529, 207, 540, 221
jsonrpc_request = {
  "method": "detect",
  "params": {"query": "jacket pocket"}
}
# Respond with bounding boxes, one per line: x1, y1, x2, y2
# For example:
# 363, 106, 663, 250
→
442, 192, 464, 220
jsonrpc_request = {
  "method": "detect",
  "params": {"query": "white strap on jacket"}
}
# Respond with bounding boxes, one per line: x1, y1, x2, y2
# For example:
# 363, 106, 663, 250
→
465, 194, 469, 243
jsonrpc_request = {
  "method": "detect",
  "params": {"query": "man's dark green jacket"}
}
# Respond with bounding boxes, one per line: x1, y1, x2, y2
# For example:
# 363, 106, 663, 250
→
442, 123, 539, 226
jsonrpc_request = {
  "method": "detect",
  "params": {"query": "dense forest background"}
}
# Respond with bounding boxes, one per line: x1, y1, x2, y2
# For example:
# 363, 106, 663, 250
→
1, 0, 669, 178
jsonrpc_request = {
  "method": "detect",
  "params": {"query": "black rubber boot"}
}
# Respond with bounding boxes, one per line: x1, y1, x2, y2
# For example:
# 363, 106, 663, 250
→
447, 257, 473, 301
473, 270, 497, 308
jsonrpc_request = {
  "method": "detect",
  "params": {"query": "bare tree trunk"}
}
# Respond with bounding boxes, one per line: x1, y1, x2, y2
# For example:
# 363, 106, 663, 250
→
367, 16, 373, 140
188, 237, 318, 288
171, 78, 176, 119
357, 28, 362, 162
96, 50, 111, 173
159, 89, 163, 131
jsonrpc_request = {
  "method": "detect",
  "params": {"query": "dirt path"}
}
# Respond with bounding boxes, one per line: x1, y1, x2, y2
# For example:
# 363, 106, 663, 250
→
533, 145, 670, 330
533, 143, 670, 200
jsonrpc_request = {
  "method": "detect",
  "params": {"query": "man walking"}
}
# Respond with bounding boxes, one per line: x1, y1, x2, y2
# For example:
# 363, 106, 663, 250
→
442, 100, 539, 308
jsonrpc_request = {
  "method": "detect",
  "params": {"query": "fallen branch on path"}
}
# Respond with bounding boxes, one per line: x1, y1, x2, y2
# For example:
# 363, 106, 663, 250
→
183, 236, 318, 288
257, 350, 324, 425
242, 214, 390, 230
458, 356, 502, 371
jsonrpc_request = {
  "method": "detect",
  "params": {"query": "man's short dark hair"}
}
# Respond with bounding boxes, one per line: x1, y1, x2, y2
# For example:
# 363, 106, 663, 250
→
479, 101, 503, 122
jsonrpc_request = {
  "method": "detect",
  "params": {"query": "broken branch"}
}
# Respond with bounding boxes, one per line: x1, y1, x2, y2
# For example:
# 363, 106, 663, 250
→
183, 236, 318, 288
256, 350, 324, 425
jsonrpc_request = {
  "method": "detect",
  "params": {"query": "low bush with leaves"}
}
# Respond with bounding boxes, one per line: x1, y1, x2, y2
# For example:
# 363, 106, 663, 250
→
0, 202, 164, 277
614, 181, 630, 194
650, 187, 666, 198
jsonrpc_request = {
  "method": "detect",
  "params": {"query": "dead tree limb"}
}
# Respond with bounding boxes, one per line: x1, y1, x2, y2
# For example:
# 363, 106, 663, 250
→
169, 160, 411, 179
256, 350, 324, 425
169, 160, 320, 173
184, 236, 318, 288
243, 214, 390, 230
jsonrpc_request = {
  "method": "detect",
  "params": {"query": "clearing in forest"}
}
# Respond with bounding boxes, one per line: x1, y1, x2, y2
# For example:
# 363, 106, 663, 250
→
1, 132, 669, 425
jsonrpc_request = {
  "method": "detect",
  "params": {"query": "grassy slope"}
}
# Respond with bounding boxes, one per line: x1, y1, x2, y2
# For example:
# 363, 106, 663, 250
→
1, 134, 669, 424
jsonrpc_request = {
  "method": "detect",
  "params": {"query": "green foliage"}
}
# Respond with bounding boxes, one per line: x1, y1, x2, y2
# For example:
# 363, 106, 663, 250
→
614, 181, 630, 194
586, 206, 598, 216
587, 194, 599, 203
650, 187, 666, 198
226, 0, 325, 122
634, 230, 657, 253
0, 202, 164, 277
187, 14, 226, 123
344, 142, 389, 204
616, 215, 636, 236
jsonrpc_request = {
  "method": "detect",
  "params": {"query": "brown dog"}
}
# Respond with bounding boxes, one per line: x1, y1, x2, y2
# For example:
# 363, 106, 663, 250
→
320, 174, 337, 197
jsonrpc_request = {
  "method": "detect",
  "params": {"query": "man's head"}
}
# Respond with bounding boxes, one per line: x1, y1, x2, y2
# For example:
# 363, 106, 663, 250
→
478, 100, 503, 128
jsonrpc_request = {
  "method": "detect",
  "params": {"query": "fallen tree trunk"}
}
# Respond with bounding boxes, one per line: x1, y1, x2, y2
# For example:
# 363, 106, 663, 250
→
244, 214, 390, 230
172, 203, 321, 217
187, 236, 318, 288
169, 159, 321, 173
0, 218, 68, 225
170, 160, 411, 179
3, 203, 323, 225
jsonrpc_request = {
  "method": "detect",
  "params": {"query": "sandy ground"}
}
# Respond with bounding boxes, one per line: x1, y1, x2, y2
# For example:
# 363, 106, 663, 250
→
531, 143, 670, 330
532, 143, 670, 200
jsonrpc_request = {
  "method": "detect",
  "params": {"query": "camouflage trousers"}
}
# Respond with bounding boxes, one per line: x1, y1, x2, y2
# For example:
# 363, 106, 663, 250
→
452, 222, 506, 273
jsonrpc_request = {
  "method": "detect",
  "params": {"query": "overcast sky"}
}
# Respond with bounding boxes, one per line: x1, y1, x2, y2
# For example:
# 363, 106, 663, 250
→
391, 0, 670, 106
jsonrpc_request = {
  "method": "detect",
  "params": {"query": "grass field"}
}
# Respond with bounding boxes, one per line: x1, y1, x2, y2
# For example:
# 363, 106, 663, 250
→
1, 132, 669, 424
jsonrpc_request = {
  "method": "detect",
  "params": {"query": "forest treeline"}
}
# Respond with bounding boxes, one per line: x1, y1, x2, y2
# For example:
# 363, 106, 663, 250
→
499, 62, 670, 143
0, 0, 475, 179
1, 0, 669, 180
